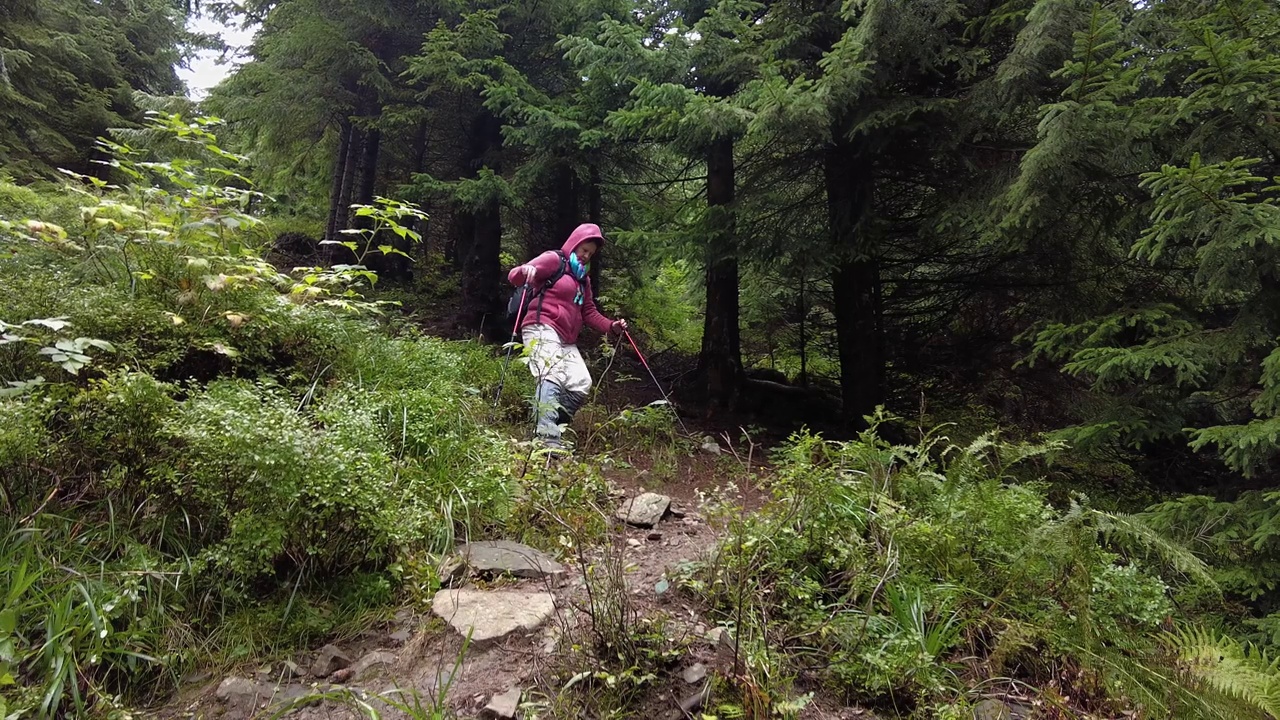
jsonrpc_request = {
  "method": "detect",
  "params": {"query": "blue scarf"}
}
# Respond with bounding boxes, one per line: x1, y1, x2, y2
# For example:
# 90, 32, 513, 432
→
568, 252, 589, 305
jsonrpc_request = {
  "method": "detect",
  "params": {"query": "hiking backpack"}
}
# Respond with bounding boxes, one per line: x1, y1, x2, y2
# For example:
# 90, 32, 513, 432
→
505, 249, 575, 333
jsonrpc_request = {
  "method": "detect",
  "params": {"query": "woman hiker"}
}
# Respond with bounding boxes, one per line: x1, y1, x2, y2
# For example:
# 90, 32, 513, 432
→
507, 223, 628, 451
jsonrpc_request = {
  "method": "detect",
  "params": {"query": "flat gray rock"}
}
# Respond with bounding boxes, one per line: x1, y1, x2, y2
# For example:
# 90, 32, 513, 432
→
215, 676, 266, 706
310, 644, 352, 678
616, 492, 671, 527
484, 686, 522, 719
432, 589, 555, 646
974, 699, 1009, 720
350, 650, 397, 680
681, 663, 707, 684
457, 540, 566, 579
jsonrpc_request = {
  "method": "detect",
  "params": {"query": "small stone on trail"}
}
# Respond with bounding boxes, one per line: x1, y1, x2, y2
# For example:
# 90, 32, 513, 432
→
973, 699, 1021, 720
668, 507, 686, 519
484, 687, 522, 719
700, 441, 722, 455
627, 538, 643, 548
310, 644, 352, 678
328, 667, 354, 684
389, 628, 412, 645
647, 531, 663, 541
273, 683, 321, 710
707, 627, 737, 655
432, 589, 555, 646
681, 663, 708, 684
350, 650, 397, 680
215, 676, 265, 704
438, 556, 466, 586
540, 625, 561, 654
457, 540, 566, 580
427, 666, 456, 692
181, 669, 213, 686
282, 660, 305, 678
616, 492, 672, 527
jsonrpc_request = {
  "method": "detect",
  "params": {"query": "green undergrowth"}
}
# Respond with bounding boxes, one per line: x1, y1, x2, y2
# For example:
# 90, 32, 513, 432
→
686, 414, 1280, 719
0, 115, 560, 718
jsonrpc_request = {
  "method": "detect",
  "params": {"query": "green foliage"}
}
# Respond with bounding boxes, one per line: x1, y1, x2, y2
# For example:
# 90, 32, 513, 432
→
0, 116, 517, 716
0, 0, 190, 179
1007, 0, 1280, 480
1144, 492, 1280, 605
692, 415, 1263, 716
0, 509, 192, 717
1167, 627, 1280, 718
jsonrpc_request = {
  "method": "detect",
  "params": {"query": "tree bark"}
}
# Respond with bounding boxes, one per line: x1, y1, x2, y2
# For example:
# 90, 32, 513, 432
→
798, 270, 808, 387
826, 130, 883, 427
698, 136, 742, 411
331, 125, 361, 260
553, 161, 579, 245
356, 127, 381, 208
587, 161, 603, 293
588, 162, 602, 224
324, 119, 353, 246
459, 110, 504, 340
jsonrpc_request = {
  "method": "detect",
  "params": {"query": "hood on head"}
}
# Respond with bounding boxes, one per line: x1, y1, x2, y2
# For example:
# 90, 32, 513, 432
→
562, 223, 604, 255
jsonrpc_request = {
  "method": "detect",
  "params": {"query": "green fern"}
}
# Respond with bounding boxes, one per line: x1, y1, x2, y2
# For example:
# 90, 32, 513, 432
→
1167, 626, 1280, 718
1092, 510, 1219, 591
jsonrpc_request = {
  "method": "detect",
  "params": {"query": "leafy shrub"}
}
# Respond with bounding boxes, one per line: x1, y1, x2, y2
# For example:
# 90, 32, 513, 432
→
0, 180, 83, 228
0, 398, 46, 470
0, 115, 519, 717
693, 415, 1263, 718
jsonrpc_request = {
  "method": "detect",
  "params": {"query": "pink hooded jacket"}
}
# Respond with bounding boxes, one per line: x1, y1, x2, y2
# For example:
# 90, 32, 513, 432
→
507, 223, 616, 344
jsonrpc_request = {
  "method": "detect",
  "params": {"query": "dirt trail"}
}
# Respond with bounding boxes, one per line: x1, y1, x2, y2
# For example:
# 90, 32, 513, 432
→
153, 443, 780, 720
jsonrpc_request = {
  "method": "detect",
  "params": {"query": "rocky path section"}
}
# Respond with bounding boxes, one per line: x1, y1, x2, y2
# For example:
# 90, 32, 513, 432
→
149, 475, 750, 720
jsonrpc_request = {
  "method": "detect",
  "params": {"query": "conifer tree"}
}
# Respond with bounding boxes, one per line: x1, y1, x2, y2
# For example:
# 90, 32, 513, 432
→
1014, 0, 1280, 476
0, 0, 187, 178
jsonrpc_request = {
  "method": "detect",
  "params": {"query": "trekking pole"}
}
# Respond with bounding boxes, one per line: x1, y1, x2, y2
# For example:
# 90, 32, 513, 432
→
623, 329, 690, 435
494, 285, 530, 409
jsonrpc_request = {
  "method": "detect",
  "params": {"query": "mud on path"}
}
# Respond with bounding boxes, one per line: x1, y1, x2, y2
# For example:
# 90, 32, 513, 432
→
150, 441, 781, 720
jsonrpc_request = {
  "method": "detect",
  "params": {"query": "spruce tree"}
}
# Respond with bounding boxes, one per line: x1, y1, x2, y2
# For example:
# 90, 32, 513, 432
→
1013, 0, 1280, 477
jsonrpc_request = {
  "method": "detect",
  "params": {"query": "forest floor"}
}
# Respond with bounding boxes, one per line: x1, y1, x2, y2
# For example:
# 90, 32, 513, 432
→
139, 335, 854, 720
146, 437, 843, 720
140, 313, 961, 720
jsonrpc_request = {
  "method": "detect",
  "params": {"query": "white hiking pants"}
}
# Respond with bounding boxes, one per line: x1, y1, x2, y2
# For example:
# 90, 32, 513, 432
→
521, 324, 593, 394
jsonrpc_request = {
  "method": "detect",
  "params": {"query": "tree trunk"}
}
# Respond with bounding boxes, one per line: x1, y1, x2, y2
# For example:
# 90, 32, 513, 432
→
466, 199, 502, 336
413, 118, 429, 174
826, 131, 883, 426
324, 119, 353, 246
698, 137, 742, 411
356, 127, 380, 208
588, 162, 602, 224
459, 110, 504, 340
553, 161, 579, 245
587, 161, 603, 293
330, 125, 361, 263
798, 270, 808, 387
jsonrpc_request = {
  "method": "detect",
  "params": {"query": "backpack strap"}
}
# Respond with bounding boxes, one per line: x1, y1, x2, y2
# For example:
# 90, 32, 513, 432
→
534, 250, 572, 326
